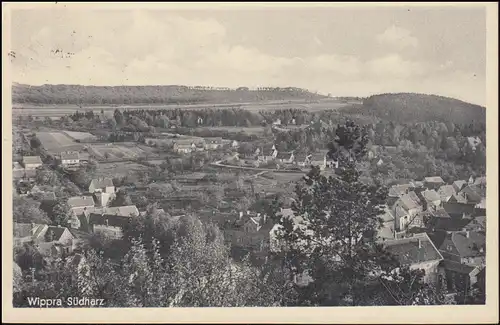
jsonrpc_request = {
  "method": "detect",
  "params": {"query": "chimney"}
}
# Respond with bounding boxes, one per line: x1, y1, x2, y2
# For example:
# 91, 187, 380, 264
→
465, 231, 470, 238
418, 238, 422, 249
239, 211, 243, 219
247, 210, 251, 215
105, 219, 109, 226
263, 214, 267, 224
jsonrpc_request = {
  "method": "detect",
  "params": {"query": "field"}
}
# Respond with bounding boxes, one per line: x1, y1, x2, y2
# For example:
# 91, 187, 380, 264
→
12, 99, 357, 118
93, 161, 150, 178
195, 126, 265, 135
62, 131, 97, 141
36, 131, 83, 152
88, 143, 156, 160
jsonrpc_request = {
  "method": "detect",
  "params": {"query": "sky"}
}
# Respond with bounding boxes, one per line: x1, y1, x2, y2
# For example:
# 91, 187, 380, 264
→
10, 5, 487, 105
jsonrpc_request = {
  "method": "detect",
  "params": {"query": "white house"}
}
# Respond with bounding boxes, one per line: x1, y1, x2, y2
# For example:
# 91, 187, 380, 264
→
88, 177, 115, 194
22, 156, 43, 169
60, 151, 80, 167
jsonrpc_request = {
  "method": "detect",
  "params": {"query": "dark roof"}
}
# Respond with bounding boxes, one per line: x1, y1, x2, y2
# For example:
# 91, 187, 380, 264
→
450, 231, 485, 258
382, 233, 443, 265
432, 208, 451, 219
89, 177, 114, 189
453, 180, 468, 191
441, 260, 476, 274
45, 226, 70, 242
89, 213, 133, 228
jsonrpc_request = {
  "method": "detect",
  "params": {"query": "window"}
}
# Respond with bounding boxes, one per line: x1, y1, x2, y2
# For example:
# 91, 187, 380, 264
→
447, 245, 453, 251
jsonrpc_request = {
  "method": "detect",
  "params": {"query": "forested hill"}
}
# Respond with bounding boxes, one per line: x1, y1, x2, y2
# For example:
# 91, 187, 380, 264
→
341, 93, 486, 124
12, 83, 327, 105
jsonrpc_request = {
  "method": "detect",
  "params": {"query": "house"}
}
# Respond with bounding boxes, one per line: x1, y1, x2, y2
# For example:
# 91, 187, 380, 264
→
204, 137, 224, 150
436, 231, 485, 267
376, 158, 384, 166
420, 189, 442, 211
86, 205, 140, 239
13, 162, 25, 180
13, 223, 75, 256
377, 206, 396, 240
88, 177, 115, 194
393, 191, 423, 218
458, 185, 484, 205
474, 198, 486, 216
231, 140, 239, 148
276, 152, 295, 164
473, 176, 486, 187
269, 208, 315, 253
452, 180, 468, 193
22, 156, 43, 169
388, 184, 411, 206
463, 216, 486, 232
381, 233, 444, 284
258, 145, 278, 162
439, 260, 483, 295
427, 208, 453, 230
466, 136, 482, 151
442, 200, 476, 219
60, 151, 80, 167
437, 185, 456, 203
93, 191, 114, 208
272, 118, 282, 125
424, 176, 445, 190
68, 196, 95, 217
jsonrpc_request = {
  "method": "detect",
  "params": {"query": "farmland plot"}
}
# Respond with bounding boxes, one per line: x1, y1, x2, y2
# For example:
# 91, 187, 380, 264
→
36, 132, 83, 152
89, 143, 151, 160
62, 131, 97, 141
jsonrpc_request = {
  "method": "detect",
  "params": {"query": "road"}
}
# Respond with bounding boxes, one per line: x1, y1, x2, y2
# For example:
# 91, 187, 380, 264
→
211, 160, 306, 174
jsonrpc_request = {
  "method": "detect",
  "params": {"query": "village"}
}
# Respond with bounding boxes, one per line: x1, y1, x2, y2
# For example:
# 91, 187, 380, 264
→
12, 114, 486, 303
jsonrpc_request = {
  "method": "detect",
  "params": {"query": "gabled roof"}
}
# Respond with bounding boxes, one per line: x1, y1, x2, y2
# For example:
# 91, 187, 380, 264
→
441, 260, 477, 275
89, 214, 133, 228
424, 176, 445, 184
45, 226, 72, 242
382, 233, 443, 265
422, 189, 441, 203
102, 205, 139, 217
67, 196, 95, 208
89, 177, 114, 189
432, 208, 451, 219
389, 184, 410, 197
23, 156, 42, 165
437, 185, 456, 201
380, 206, 395, 223
466, 136, 482, 148
450, 231, 486, 258
398, 192, 421, 211
61, 151, 79, 160
459, 185, 484, 203
473, 176, 486, 186
453, 180, 468, 192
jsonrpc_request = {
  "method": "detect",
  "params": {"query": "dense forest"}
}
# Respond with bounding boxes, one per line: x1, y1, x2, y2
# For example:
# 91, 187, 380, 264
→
341, 93, 486, 124
12, 83, 326, 105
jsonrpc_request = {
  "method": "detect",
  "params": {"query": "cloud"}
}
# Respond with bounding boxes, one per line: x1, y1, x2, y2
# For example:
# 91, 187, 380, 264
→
376, 25, 419, 49
10, 10, 484, 105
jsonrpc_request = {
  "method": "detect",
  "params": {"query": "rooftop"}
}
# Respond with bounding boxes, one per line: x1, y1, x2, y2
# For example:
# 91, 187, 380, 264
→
22, 156, 42, 165
450, 231, 485, 258
424, 176, 445, 184
382, 233, 443, 265
437, 185, 456, 201
89, 177, 114, 189
422, 189, 441, 203
67, 196, 95, 208
389, 184, 411, 197
61, 151, 80, 160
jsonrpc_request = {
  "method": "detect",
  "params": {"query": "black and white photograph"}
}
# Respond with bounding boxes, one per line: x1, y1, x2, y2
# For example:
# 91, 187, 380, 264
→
3, 2, 498, 323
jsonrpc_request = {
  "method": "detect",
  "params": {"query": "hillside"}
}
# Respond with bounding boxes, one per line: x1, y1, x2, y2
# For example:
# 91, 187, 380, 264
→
12, 83, 327, 105
340, 93, 486, 124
